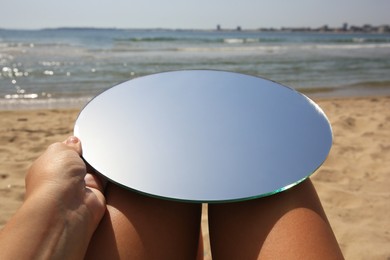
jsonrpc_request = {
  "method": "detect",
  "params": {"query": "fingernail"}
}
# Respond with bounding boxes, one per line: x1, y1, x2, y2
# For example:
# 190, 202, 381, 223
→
66, 136, 79, 144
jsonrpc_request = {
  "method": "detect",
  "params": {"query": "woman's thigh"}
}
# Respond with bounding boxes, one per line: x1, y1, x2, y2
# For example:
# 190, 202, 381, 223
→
208, 179, 343, 259
86, 183, 202, 259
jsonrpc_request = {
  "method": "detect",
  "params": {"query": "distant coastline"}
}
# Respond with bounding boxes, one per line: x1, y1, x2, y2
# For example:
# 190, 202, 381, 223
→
258, 24, 390, 34
217, 23, 390, 34
1, 23, 390, 34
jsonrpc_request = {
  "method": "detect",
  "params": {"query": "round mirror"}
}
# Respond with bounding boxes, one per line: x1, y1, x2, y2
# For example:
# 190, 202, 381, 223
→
74, 70, 332, 203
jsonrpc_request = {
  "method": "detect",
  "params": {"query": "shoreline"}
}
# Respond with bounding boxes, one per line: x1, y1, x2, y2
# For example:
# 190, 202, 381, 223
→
1, 95, 389, 259
1, 84, 390, 111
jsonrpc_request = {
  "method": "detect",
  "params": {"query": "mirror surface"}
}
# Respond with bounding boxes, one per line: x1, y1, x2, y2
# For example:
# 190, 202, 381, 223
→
74, 70, 332, 202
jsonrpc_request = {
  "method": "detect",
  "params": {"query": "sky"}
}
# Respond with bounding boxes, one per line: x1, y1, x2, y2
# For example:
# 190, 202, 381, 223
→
0, 0, 389, 30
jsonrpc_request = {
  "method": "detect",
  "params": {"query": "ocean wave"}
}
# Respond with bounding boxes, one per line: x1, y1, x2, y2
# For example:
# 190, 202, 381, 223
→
114, 36, 226, 44
223, 38, 285, 44
223, 38, 245, 44
175, 42, 390, 53
0, 41, 72, 49
115, 37, 186, 42
307, 43, 390, 50
317, 37, 390, 44
112, 35, 390, 45
175, 45, 288, 53
114, 36, 284, 44
4, 93, 39, 99
0, 42, 34, 49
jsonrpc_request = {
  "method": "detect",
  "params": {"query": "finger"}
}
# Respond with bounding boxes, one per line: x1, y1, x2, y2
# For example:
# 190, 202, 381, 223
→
63, 136, 82, 155
85, 173, 107, 194
85, 185, 107, 230
84, 160, 108, 191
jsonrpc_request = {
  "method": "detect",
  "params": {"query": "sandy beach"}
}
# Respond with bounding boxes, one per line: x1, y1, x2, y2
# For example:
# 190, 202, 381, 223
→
0, 96, 389, 259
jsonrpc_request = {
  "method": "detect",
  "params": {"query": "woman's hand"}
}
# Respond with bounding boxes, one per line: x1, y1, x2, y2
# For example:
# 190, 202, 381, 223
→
0, 136, 106, 259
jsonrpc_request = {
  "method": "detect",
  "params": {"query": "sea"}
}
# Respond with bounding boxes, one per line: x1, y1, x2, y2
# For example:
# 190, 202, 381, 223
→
1, 28, 390, 109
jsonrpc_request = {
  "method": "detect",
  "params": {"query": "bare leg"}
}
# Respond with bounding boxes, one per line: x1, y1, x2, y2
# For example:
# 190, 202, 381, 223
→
86, 183, 202, 259
208, 179, 343, 259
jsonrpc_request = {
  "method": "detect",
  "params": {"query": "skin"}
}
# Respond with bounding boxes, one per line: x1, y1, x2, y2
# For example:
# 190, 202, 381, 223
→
85, 183, 202, 259
0, 137, 344, 259
0, 137, 106, 259
86, 179, 343, 260
208, 179, 344, 259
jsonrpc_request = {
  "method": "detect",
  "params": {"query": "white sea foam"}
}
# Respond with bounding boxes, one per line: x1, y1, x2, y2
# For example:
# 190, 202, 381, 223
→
223, 38, 245, 44
4, 93, 38, 99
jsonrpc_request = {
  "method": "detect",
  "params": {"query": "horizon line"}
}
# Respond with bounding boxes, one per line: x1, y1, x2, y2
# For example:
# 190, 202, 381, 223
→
1, 22, 390, 31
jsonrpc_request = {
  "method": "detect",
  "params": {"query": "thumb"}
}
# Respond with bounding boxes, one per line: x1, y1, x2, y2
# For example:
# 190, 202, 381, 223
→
63, 136, 82, 155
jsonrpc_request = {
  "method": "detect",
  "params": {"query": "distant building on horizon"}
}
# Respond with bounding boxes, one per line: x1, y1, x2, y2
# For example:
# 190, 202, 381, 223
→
342, 23, 348, 31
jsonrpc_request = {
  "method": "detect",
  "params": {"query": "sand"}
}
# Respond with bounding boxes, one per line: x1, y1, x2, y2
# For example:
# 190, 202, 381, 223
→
1, 96, 389, 259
